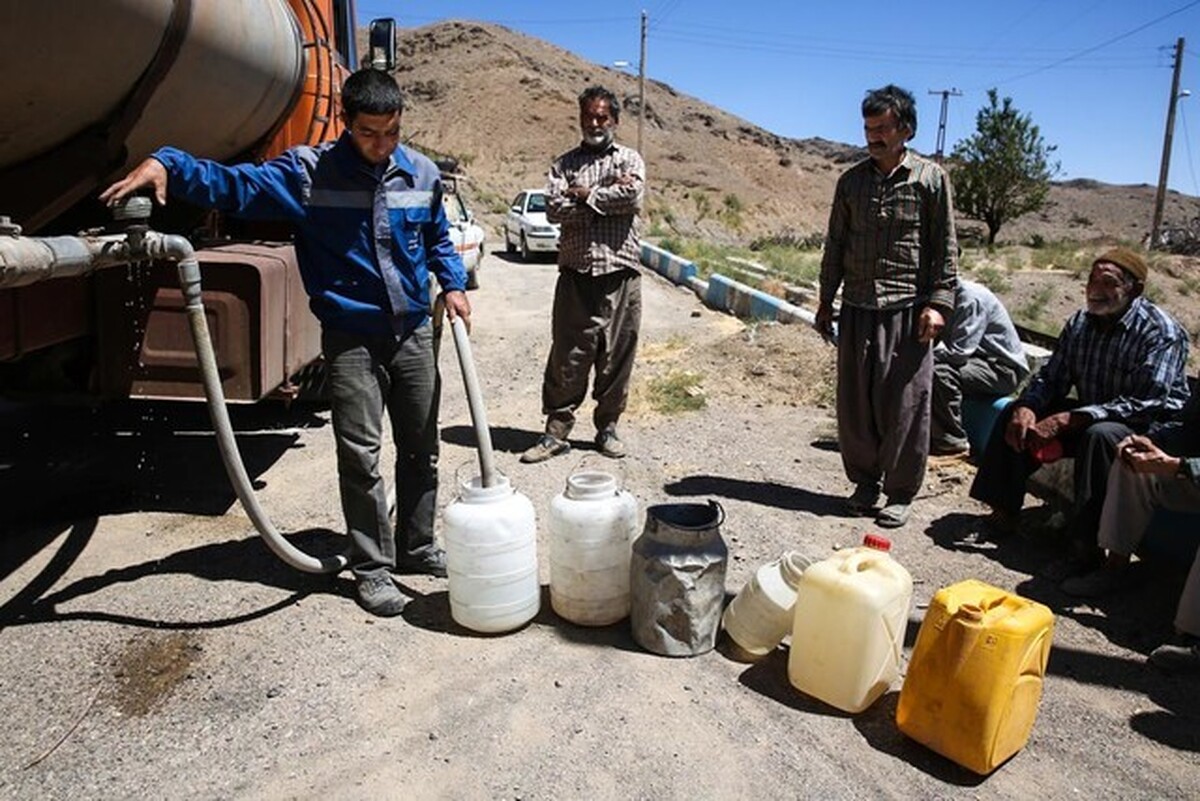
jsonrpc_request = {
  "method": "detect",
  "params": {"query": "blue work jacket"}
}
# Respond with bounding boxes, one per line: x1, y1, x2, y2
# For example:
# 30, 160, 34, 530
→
154, 135, 466, 338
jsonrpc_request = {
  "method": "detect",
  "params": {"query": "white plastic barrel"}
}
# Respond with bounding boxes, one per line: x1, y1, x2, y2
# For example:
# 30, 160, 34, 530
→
787, 534, 913, 713
442, 474, 540, 634
721, 551, 812, 658
548, 470, 639, 626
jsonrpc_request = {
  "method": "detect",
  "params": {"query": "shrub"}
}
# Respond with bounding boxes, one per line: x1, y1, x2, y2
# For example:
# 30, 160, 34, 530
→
646, 370, 707, 413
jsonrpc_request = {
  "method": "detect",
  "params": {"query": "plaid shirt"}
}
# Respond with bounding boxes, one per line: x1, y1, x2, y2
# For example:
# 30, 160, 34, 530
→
820, 150, 958, 312
1020, 296, 1190, 427
546, 141, 644, 275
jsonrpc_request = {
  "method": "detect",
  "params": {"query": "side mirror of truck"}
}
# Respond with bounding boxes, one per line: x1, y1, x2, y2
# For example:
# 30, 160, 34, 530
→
367, 18, 397, 72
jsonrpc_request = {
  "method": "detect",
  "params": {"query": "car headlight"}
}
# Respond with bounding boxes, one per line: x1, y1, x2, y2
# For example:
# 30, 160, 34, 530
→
532, 225, 557, 235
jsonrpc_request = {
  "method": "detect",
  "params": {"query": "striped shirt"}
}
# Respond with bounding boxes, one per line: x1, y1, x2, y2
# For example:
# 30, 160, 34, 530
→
820, 150, 958, 312
1020, 296, 1190, 426
545, 141, 644, 275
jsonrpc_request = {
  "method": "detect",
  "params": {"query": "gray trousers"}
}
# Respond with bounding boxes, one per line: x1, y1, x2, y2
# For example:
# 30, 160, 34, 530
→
541, 268, 641, 440
836, 305, 933, 501
1098, 463, 1200, 636
931, 357, 1022, 451
323, 324, 440, 578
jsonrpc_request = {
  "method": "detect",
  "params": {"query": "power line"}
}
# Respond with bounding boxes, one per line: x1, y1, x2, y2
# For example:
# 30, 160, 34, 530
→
649, 0, 683, 28
651, 29, 1159, 69
1179, 100, 1200, 197
978, 0, 1200, 89
653, 19, 1164, 60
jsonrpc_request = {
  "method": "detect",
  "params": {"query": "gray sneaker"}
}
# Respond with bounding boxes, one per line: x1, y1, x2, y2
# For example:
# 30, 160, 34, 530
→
396, 547, 448, 578
876, 501, 911, 529
355, 572, 410, 617
595, 429, 627, 459
521, 434, 570, 464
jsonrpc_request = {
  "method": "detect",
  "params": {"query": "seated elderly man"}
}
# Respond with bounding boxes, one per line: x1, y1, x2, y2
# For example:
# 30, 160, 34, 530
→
930, 279, 1030, 456
969, 247, 1190, 577
1061, 388, 1200, 673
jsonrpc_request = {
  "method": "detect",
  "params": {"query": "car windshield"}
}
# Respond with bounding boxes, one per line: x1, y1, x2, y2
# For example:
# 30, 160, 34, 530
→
527, 193, 547, 213
442, 192, 467, 222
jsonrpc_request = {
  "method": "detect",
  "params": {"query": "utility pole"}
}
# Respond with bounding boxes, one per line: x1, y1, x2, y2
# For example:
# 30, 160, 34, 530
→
927, 88, 962, 161
637, 10, 647, 157
1151, 37, 1186, 247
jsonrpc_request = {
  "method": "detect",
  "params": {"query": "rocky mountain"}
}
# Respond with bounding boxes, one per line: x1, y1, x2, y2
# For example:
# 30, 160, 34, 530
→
391, 21, 1200, 246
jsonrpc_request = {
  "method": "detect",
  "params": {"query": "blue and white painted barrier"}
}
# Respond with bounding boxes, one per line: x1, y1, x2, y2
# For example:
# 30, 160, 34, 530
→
639, 241, 816, 327
703, 273, 816, 326
640, 241, 698, 285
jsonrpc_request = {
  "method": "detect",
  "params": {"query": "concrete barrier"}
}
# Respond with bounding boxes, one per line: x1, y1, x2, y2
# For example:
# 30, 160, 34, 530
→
639, 241, 697, 285
703, 273, 816, 326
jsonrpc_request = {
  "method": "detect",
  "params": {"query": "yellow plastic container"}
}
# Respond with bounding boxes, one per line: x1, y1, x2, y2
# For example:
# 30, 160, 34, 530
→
896, 579, 1055, 775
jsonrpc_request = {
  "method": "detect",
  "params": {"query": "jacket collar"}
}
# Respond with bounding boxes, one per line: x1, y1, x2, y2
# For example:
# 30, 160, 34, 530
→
332, 132, 417, 178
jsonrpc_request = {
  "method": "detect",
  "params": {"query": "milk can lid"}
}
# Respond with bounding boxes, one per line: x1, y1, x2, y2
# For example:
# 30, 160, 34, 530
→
862, 533, 891, 551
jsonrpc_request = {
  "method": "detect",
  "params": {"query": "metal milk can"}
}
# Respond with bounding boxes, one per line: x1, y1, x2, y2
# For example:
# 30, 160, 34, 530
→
630, 500, 727, 656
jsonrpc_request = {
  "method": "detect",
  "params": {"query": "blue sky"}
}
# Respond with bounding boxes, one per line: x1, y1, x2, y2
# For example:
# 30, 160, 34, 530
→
357, 0, 1200, 195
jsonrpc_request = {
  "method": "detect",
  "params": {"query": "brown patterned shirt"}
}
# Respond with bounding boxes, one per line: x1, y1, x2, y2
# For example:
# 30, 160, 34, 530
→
819, 149, 958, 312
546, 141, 644, 275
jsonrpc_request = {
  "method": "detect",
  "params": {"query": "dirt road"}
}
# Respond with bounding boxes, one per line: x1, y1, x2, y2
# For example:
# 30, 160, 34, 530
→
1, 251, 1196, 799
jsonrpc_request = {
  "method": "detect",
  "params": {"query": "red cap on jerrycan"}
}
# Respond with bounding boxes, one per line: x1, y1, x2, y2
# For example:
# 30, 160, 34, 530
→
862, 534, 892, 551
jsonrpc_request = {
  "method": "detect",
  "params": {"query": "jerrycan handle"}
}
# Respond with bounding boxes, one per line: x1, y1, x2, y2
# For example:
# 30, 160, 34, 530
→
839, 549, 884, 575
952, 592, 1009, 618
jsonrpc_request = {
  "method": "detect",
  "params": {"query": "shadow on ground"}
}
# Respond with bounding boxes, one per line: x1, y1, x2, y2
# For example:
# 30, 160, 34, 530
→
0, 523, 345, 631
1, 399, 326, 535
663, 474, 844, 516
441, 424, 614, 458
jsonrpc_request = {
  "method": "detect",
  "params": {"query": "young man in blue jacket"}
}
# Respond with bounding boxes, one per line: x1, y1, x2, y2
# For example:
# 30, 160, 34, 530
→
102, 69, 472, 617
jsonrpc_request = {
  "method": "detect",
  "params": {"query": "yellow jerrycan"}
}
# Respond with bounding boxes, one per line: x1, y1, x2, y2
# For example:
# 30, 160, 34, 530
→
896, 579, 1055, 775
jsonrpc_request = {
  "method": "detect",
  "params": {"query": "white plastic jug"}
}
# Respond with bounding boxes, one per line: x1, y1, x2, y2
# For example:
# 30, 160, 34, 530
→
548, 470, 639, 626
442, 473, 540, 634
721, 551, 812, 658
787, 534, 913, 713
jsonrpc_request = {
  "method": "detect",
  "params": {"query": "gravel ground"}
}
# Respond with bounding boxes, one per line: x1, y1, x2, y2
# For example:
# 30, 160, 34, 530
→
1, 250, 1197, 799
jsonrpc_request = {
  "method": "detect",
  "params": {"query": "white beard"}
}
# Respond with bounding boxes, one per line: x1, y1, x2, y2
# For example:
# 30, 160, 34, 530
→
583, 130, 614, 149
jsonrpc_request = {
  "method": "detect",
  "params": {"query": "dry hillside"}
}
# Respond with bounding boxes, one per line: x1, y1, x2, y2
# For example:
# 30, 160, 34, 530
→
391, 21, 1200, 246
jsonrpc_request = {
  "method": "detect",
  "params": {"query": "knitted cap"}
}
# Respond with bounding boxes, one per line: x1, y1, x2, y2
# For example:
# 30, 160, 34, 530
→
1093, 247, 1148, 282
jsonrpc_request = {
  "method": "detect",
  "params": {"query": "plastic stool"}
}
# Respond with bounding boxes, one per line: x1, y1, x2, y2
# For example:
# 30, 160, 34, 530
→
962, 395, 1012, 456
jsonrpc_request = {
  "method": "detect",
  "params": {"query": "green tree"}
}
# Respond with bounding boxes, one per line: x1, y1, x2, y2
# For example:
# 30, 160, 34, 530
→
950, 89, 1059, 244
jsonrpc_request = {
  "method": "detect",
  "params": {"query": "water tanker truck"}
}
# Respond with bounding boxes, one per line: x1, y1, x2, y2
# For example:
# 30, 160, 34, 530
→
0, 0, 395, 403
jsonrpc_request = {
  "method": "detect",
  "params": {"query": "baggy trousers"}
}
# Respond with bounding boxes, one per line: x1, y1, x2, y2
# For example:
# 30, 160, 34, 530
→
1098, 463, 1200, 636
969, 399, 1132, 549
541, 268, 641, 440
930, 357, 1022, 451
323, 324, 440, 578
836, 305, 933, 501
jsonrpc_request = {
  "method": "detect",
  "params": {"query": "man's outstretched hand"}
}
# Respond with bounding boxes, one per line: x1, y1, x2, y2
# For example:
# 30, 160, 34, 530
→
99, 158, 168, 207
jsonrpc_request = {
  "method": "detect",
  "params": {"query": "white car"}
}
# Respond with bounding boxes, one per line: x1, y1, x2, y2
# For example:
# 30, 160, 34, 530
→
503, 190, 560, 261
441, 172, 485, 289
